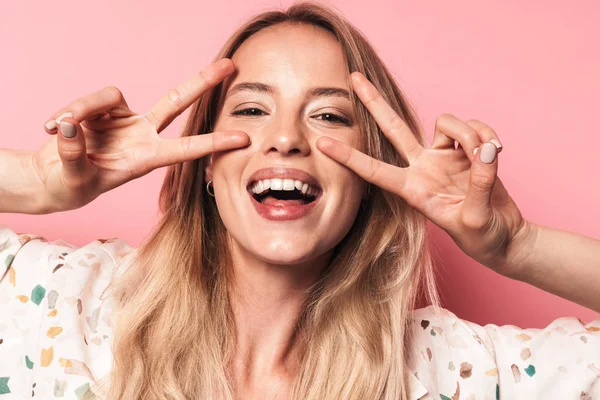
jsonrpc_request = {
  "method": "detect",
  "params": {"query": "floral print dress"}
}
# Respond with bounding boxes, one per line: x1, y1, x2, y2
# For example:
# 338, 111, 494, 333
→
0, 224, 599, 399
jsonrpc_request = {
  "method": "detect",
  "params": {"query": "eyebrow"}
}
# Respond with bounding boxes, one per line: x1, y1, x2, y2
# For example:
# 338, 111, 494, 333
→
225, 82, 350, 100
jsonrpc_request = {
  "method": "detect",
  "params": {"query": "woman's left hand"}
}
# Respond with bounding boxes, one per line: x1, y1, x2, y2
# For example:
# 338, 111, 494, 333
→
317, 72, 535, 277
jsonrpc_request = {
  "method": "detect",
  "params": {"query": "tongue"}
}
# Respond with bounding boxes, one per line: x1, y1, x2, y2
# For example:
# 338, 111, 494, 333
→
262, 195, 306, 207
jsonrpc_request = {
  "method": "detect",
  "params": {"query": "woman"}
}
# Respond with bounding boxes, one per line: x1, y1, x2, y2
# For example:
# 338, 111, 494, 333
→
0, 2, 599, 399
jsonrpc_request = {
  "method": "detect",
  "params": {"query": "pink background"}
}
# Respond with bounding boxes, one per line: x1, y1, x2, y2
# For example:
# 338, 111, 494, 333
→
1, 0, 598, 328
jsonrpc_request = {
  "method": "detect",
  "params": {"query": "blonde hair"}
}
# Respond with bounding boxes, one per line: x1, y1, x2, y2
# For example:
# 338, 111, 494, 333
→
107, 2, 441, 399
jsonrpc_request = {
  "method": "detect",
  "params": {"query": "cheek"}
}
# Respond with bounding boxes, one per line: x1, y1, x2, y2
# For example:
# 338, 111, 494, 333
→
327, 168, 365, 228
347, 175, 366, 214
210, 151, 249, 199
323, 125, 366, 156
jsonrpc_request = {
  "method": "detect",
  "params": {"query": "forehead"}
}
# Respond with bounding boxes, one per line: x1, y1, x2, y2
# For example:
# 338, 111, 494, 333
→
228, 23, 349, 93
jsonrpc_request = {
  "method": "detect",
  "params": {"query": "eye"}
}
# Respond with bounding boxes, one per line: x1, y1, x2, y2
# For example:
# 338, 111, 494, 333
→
313, 113, 351, 126
230, 108, 352, 126
230, 108, 266, 117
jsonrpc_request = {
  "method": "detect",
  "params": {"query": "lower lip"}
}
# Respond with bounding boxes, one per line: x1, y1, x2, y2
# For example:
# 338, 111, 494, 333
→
248, 191, 320, 221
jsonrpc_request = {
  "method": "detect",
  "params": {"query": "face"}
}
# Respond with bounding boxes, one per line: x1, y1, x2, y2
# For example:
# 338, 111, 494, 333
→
207, 23, 365, 266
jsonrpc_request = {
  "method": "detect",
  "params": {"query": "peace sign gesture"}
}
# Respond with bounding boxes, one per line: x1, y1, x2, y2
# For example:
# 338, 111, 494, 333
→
316, 72, 531, 276
34, 59, 249, 213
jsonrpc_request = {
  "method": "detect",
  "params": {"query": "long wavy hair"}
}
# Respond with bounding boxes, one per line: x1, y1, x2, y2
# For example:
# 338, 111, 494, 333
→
104, 2, 441, 399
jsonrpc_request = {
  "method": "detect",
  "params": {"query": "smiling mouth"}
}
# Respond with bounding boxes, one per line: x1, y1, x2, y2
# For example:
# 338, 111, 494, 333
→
252, 188, 317, 205
248, 178, 321, 206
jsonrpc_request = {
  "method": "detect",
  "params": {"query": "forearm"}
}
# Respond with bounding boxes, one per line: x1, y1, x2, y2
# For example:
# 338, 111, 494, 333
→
508, 221, 600, 313
0, 148, 47, 214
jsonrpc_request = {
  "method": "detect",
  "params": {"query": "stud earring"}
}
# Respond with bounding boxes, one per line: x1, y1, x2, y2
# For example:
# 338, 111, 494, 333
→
206, 180, 215, 197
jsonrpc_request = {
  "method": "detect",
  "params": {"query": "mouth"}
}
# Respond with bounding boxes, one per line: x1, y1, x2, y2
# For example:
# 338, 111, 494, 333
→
248, 178, 320, 205
245, 168, 323, 221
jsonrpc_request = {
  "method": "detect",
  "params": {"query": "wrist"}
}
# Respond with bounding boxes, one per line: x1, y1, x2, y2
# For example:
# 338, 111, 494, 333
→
27, 152, 56, 214
0, 149, 51, 214
501, 219, 541, 280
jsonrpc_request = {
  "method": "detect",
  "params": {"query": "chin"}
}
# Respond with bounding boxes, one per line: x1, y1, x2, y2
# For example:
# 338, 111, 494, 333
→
249, 236, 323, 265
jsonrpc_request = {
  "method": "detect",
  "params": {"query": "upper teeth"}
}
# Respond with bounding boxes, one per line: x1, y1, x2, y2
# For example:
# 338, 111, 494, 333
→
251, 179, 319, 196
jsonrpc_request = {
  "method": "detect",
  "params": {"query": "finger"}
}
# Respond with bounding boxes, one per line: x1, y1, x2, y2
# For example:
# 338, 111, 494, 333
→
349, 72, 422, 164
152, 130, 250, 168
431, 114, 455, 150
56, 118, 92, 183
146, 58, 235, 133
462, 142, 499, 230
431, 114, 483, 162
81, 112, 136, 132
45, 112, 72, 134
44, 86, 134, 134
316, 136, 408, 195
465, 119, 503, 154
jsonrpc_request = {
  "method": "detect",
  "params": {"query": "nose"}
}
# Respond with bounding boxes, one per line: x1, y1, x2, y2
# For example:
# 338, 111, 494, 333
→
260, 117, 311, 157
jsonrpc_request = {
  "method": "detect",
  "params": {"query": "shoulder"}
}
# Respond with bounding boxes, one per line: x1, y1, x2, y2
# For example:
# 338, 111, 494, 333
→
410, 305, 495, 355
1, 223, 137, 338
0, 224, 137, 398
408, 305, 500, 398
1, 223, 136, 291
409, 305, 600, 399
0, 223, 137, 341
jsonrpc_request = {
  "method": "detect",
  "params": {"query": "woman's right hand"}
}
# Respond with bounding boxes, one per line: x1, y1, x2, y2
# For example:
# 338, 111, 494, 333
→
33, 58, 248, 213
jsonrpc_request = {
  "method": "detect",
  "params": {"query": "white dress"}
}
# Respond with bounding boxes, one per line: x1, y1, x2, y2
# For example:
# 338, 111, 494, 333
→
0, 224, 599, 399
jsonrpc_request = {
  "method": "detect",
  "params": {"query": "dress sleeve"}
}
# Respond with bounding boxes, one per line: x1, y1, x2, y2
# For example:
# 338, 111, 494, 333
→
460, 310, 600, 398
410, 305, 600, 400
0, 224, 136, 398
0, 224, 81, 396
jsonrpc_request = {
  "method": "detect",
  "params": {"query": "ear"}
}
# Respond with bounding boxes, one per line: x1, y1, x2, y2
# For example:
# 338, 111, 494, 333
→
204, 155, 213, 183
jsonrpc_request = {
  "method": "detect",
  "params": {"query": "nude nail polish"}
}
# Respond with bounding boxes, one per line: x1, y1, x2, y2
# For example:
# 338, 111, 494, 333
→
45, 120, 57, 130
490, 139, 502, 149
60, 121, 76, 138
480, 142, 497, 164
55, 112, 74, 124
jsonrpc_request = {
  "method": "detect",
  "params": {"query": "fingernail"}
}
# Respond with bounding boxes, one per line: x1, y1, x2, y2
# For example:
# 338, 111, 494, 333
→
228, 134, 248, 145
60, 121, 76, 138
490, 139, 502, 149
45, 120, 57, 130
214, 132, 249, 148
317, 137, 335, 152
473, 147, 479, 156
55, 111, 74, 124
480, 142, 497, 164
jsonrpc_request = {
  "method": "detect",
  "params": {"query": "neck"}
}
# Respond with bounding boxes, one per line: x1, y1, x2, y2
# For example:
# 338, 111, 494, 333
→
227, 238, 331, 395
